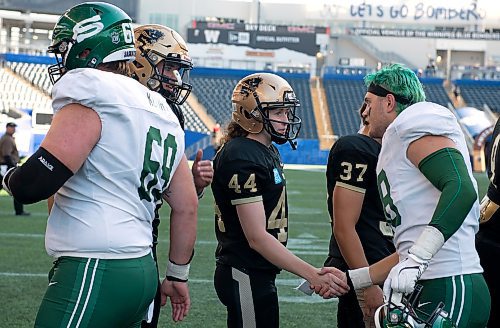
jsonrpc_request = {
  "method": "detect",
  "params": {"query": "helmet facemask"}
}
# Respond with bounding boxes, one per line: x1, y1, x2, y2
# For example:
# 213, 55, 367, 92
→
144, 50, 193, 105
375, 285, 456, 328
47, 39, 73, 84
254, 89, 301, 148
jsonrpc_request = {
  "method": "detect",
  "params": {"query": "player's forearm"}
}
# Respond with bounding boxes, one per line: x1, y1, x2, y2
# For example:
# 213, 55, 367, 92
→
169, 207, 197, 265
368, 252, 399, 285
335, 229, 369, 269
249, 233, 317, 281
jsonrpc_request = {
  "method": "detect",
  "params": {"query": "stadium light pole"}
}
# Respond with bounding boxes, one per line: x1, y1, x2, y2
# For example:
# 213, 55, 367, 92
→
257, 0, 261, 26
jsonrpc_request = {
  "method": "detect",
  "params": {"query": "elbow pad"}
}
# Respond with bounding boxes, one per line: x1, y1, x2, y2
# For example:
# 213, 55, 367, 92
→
3, 147, 73, 204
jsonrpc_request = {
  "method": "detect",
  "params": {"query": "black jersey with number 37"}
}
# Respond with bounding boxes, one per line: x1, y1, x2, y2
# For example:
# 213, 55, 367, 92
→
326, 134, 394, 264
212, 137, 287, 273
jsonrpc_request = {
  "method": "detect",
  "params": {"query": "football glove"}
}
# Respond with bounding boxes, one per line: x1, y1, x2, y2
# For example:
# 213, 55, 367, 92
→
384, 225, 444, 297
383, 252, 428, 296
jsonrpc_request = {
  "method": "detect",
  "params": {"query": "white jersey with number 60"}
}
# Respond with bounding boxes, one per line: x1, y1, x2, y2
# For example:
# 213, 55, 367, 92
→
46, 68, 184, 259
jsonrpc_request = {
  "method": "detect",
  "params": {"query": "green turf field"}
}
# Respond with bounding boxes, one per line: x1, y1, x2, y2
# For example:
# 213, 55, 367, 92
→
0, 169, 489, 327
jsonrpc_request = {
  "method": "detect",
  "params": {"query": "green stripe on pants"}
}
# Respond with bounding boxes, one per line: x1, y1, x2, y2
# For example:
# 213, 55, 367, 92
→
35, 255, 157, 328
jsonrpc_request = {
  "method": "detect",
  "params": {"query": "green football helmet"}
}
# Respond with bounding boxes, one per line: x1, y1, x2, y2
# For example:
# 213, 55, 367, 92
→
48, 1, 136, 84
375, 285, 457, 328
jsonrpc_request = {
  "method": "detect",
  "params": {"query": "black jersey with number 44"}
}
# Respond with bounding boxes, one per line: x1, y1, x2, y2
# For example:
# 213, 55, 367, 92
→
326, 134, 394, 265
212, 137, 287, 273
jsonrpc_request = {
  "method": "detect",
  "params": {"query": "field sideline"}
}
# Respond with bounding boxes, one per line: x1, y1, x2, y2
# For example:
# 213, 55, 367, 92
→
0, 169, 489, 327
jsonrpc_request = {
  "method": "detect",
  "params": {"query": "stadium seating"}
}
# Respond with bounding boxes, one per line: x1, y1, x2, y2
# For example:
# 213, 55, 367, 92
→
3, 60, 210, 134
0, 67, 51, 114
181, 102, 210, 133
455, 80, 500, 112
190, 68, 318, 139
323, 76, 366, 136
420, 78, 452, 107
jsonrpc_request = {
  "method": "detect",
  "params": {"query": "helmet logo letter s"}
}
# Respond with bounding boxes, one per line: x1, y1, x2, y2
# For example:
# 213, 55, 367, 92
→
73, 15, 104, 43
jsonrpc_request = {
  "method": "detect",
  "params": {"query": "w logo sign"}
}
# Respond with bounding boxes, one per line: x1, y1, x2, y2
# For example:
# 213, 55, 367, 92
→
204, 30, 220, 43
73, 15, 104, 43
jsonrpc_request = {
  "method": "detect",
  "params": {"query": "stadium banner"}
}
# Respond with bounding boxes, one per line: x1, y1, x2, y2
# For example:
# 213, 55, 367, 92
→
350, 28, 500, 40
188, 21, 328, 57
311, 1, 495, 26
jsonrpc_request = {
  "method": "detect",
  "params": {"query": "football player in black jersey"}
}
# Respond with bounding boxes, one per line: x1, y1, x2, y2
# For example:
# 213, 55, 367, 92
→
477, 117, 500, 327
212, 72, 349, 328
324, 104, 395, 328
129, 24, 213, 327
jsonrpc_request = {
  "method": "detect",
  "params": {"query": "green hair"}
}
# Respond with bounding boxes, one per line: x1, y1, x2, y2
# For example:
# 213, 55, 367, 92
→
364, 63, 426, 114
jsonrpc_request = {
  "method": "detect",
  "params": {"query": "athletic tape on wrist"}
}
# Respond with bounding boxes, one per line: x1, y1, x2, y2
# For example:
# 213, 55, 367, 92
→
166, 260, 190, 282
348, 267, 372, 290
409, 225, 444, 261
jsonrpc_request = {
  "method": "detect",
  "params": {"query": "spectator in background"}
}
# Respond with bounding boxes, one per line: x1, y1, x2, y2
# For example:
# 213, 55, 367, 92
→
0, 122, 29, 216
2, 3, 197, 326
129, 24, 212, 327
324, 104, 394, 328
212, 72, 348, 328
477, 116, 500, 327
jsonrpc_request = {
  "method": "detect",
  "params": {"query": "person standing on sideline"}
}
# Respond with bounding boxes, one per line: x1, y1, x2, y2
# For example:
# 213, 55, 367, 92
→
212, 72, 349, 328
325, 63, 490, 327
476, 115, 500, 327
129, 24, 213, 327
0, 122, 29, 215
324, 104, 394, 328
2, 3, 197, 327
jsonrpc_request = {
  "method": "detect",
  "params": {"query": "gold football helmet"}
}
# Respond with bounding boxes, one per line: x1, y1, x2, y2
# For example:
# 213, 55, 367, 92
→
130, 24, 193, 105
231, 73, 301, 148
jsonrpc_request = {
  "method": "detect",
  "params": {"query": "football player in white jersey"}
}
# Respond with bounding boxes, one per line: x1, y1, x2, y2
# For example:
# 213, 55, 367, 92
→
2, 3, 197, 327
323, 63, 490, 327
129, 24, 213, 327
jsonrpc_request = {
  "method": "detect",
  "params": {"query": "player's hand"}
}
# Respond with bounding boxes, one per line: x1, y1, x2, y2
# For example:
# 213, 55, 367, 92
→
383, 253, 428, 297
160, 279, 191, 322
362, 285, 384, 319
310, 267, 349, 298
192, 149, 213, 193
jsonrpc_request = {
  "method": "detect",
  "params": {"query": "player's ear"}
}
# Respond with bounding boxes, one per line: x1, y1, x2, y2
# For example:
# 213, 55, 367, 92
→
386, 94, 397, 112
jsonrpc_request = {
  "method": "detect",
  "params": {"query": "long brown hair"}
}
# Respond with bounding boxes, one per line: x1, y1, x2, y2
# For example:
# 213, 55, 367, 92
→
97, 60, 131, 77
219, 121, 249, 146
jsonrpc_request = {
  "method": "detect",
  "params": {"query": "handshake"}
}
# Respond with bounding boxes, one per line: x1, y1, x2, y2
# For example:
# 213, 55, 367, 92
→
297, 267, 350, 299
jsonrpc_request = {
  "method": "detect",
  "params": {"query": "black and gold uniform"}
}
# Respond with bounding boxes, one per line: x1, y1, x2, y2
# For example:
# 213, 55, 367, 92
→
324, 134, 394, 328
212, 137, 287, 328
477, 118, 500, 328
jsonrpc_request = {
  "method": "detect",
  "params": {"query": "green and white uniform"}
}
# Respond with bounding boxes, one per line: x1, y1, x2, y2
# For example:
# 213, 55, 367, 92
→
47, 68, 184, 259
35, 68, 184, 328
377, 102, 481, 278
377, 102, 490, 327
